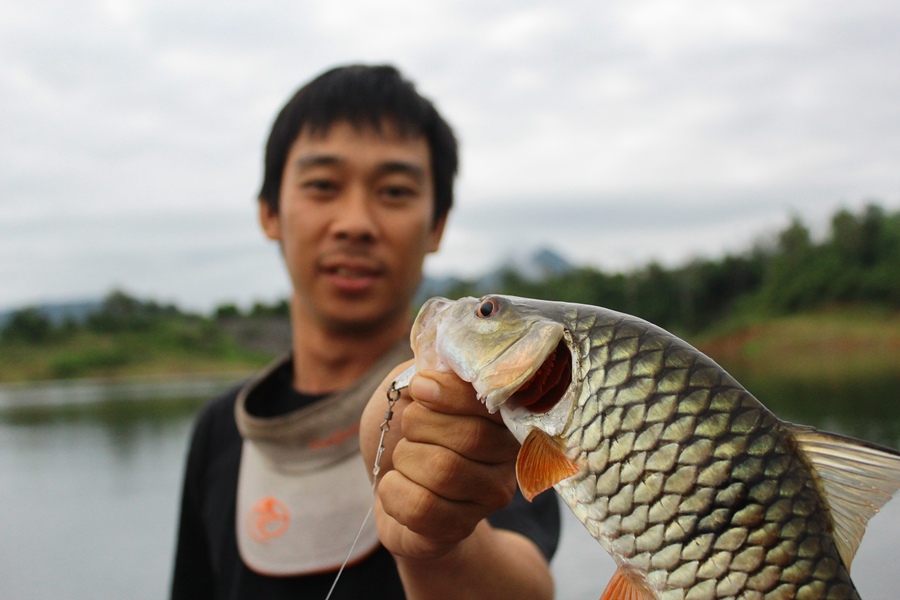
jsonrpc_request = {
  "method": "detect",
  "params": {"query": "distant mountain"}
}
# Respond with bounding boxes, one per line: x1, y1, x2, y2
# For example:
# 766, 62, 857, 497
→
0, 299, 103, 328
475, 247, 574, 291
507, 247, 574, 281
417, 247, 575, 301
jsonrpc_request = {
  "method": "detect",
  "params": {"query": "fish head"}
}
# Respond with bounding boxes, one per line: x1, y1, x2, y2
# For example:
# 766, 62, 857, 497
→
411, 295, 580, 439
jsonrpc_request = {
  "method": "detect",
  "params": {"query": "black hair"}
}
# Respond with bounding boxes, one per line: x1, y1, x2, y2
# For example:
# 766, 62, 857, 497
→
258, 64, 458, 226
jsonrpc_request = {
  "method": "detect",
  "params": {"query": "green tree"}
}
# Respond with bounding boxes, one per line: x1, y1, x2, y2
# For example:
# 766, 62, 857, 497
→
2, 307, 53, 343
214, 303, 242, 320
86, 290, 175, 332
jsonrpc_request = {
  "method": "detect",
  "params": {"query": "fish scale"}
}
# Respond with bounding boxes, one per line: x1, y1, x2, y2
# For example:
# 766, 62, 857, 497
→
410, 295, 900, 600
560, 313, 855, 599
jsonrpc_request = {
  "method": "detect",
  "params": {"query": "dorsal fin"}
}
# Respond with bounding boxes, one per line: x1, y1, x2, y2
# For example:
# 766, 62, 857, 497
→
516, 429, 579, 501
600, 565, 659, 600
789, 423, 900, 570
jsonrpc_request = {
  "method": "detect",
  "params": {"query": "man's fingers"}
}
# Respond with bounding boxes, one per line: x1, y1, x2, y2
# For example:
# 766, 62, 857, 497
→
391, 438, 516, 509
400, 401, 519, 463
377, 470, 484, 542
409, 370, 504, 424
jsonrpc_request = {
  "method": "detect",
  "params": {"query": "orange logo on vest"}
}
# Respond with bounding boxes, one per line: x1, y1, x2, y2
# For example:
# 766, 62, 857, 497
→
247, 496, 290, 543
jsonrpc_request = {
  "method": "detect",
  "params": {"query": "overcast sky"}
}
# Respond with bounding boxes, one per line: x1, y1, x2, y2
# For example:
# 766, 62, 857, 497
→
2, 0, 898, 312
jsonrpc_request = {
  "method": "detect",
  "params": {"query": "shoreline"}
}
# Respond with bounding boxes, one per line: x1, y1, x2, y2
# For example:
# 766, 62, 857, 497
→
0, 370, 252, 409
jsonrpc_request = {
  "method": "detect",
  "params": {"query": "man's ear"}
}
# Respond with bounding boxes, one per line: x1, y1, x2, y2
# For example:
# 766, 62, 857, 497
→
427, 214, 448, 253
258, 200, 281, 241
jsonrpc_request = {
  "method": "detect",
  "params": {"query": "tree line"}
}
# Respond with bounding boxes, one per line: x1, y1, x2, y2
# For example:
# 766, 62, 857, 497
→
442, 202, 900, 333
0, 291, 289, 345
3, 202, 898, 345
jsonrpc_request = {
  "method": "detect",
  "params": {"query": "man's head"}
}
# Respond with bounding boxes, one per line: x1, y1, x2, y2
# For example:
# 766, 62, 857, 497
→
257, 65, 457, 339
258, 64, 458, 226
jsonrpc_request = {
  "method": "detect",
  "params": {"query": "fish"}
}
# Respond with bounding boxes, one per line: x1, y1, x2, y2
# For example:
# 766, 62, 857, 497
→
408, 295, 900, 600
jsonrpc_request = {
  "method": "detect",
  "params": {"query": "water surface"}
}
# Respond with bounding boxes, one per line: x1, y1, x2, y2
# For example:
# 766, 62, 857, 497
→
1, 379, 897, 599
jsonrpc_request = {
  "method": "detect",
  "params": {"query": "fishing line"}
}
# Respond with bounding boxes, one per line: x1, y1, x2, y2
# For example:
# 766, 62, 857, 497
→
323, 372, 409, 600
323, 480, 377, 600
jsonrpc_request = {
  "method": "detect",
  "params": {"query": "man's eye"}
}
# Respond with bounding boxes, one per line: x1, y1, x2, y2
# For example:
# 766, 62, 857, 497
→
380, 186, 416, 201
303, 180, 338, 194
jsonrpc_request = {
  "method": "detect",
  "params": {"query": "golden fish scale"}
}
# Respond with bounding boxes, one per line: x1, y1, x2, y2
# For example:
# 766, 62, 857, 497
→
556, 307, 859, 600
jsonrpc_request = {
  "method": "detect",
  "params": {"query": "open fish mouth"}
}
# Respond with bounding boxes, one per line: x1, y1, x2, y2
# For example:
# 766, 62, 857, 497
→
508, 339, 572, 414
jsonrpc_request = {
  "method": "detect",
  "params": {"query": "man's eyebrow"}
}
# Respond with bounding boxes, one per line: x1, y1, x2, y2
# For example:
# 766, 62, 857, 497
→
378, 161, 426, 182
292, 155, 342, 171
291, 155, 426, 182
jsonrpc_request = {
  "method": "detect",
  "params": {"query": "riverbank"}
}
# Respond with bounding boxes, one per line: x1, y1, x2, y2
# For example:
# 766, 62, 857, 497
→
694, 306, 900, 381
0, 316, 286, 384
2, 308, 898, 388
0, 371, 251, 409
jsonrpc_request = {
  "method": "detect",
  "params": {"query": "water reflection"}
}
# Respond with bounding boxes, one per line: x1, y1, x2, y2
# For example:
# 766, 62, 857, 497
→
737, 375, 900, 448
2, 396, 209, 462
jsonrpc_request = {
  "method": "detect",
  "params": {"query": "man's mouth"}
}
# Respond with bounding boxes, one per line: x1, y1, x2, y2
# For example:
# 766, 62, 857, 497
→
330, 266, 375, 278
324, 262, 383, 277
320, 258, 386, 292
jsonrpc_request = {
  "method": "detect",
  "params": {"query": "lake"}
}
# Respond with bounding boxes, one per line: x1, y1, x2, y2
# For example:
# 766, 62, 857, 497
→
1, 377, 898, 599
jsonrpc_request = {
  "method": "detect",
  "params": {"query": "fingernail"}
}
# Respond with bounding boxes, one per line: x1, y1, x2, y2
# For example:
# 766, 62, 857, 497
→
409, 374, 440, 403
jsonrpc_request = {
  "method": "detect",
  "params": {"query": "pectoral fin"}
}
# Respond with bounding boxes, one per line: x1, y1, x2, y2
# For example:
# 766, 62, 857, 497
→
599, 565, 659, 600
516, 429, 579, 501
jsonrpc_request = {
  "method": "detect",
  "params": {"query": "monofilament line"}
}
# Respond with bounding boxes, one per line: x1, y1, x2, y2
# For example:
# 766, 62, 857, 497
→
323, 480, 377, 600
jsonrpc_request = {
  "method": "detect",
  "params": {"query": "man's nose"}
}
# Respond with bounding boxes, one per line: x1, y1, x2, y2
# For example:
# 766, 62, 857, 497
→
330, 187, 378, 243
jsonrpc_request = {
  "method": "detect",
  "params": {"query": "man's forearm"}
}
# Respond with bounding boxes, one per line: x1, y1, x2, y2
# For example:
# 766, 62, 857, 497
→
395, 521, 554, 600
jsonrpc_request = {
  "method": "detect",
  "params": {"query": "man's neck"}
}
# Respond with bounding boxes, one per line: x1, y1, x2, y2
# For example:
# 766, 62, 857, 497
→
288, 306, 410, 396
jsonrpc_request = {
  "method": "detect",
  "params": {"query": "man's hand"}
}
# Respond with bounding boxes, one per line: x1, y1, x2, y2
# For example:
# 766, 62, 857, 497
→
360, 360, 555, 600
360, 360, 520, 559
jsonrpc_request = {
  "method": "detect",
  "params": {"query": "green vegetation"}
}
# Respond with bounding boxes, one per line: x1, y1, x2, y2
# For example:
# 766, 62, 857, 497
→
445, 203, 900, 336
1, 203, 898, 385
694, 307, 900, 381
0, 291, 282, 383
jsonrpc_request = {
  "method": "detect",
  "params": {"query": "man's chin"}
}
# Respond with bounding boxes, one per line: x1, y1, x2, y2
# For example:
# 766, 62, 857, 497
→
320, 306, 409, 337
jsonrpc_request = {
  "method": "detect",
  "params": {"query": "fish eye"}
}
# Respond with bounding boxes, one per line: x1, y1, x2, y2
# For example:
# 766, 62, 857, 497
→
477, 297, 499, 318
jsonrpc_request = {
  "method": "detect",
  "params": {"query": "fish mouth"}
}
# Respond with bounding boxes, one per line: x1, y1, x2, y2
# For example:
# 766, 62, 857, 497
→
508, 339, 572, 414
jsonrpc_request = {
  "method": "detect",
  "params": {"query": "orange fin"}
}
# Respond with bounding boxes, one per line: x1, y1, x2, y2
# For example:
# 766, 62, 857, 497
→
599, 565, 659, 600
516, 429, 579, 501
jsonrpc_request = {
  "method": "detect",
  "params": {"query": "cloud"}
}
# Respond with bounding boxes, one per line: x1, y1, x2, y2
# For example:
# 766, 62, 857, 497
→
0, 0, 898, 311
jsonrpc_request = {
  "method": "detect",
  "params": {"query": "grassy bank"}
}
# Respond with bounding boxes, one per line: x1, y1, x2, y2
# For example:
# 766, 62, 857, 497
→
0, 317, 281, 383
694, 307, 900, 383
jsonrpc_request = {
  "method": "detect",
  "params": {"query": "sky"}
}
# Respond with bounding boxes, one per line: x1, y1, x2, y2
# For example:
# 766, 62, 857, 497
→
2, 0, 898, 312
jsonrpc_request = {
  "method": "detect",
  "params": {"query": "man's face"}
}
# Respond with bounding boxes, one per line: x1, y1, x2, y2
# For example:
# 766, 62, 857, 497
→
260, 120, 446, 334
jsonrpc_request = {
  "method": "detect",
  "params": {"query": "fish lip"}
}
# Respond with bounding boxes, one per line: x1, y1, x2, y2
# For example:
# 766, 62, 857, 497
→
411, 297, 454, 339
410, 297, 456, 372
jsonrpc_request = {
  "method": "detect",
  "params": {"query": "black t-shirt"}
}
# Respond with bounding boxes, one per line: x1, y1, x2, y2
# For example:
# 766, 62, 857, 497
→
170, 360, 560, 600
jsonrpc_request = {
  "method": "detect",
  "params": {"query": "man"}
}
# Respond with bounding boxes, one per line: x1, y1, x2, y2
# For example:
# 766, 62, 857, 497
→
171, 64, 559, 599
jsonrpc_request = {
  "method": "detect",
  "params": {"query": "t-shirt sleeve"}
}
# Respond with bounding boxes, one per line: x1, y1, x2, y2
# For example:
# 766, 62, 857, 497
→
486, 487, 560, 561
